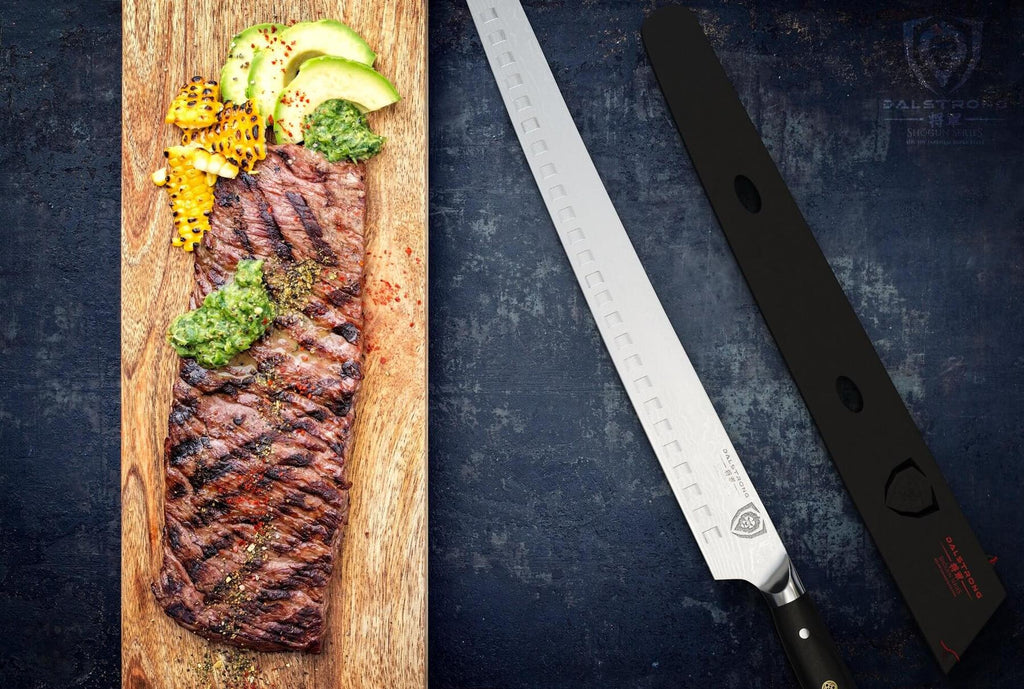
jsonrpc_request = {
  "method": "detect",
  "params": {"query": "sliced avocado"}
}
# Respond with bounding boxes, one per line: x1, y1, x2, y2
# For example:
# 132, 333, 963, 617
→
247, 19, 376, 126
220, 23, 286, 104
272, 56, 400, 143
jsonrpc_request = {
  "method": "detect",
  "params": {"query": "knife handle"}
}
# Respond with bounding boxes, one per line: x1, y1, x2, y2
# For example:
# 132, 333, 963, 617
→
768, 593, 857, 689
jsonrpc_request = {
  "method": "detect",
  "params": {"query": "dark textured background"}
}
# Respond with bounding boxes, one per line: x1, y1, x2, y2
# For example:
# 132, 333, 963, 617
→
0, 1, 121, 688
0, 1, 1020, 688
428, 2, 1023, 689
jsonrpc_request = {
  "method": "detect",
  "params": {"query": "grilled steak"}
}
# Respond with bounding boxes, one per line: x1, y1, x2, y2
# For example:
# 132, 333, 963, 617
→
152, 144, 366, 653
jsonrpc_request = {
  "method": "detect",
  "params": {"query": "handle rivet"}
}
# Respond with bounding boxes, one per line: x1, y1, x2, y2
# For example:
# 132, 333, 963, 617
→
798, 627, 810, 639
821, 681, 838, 689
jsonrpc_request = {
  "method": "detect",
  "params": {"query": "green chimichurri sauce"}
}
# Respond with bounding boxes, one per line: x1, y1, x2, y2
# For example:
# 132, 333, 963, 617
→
167, 259, 275, 369
303, 99, 385, 163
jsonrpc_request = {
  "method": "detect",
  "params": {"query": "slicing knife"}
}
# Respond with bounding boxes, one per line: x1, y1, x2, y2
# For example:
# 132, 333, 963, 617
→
466, 1, 858, 687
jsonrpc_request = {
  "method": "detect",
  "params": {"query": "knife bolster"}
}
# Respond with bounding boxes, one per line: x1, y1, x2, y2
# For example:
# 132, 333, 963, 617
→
762, 558, 805, 608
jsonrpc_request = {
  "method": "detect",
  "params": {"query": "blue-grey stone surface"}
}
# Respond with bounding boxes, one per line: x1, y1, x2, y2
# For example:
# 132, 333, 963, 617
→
429, 2, 1023, 688
0, 1, 1021, 688
0, 1, 121, 687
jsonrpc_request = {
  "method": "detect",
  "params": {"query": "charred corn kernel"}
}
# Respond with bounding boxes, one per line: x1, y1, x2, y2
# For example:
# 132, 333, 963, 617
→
165, 76, 223, 129
191, 148, 211, 170
151, 167, 168, 186
181, 128, 208, 146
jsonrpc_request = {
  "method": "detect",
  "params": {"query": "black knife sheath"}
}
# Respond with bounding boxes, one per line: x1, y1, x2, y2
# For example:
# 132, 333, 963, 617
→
642, 6, 1004, 673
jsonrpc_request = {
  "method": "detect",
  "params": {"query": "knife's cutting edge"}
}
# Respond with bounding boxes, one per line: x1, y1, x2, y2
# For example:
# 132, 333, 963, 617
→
465, 0, 794, 597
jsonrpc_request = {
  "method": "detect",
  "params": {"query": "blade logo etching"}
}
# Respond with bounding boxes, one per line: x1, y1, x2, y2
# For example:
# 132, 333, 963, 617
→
731, 503, 767, 539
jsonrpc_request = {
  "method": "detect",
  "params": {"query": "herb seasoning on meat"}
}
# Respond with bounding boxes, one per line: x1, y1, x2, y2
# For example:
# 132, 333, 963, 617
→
264, 259, 322, 311
167, 259, 275, 368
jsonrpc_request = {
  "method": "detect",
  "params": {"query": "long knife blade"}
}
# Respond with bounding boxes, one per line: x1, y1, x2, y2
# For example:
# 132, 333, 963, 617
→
466, 2, 857, 687
467, 0, 786, 592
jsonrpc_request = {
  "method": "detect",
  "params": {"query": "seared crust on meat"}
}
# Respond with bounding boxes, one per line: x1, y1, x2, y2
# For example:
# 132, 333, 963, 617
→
152, 145, 365, 653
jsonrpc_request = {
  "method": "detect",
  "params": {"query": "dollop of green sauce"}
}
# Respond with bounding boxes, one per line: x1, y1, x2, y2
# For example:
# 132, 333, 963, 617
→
167, 259, 275, 369
303, 99, 385, 162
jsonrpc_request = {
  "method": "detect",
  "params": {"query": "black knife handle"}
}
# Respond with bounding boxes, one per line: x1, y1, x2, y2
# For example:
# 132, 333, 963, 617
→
768, 593, 857, 689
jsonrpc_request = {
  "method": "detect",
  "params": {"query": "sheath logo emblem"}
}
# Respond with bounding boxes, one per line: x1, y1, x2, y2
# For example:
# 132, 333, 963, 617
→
903, 17, 982, 95
730, 503, 766, 539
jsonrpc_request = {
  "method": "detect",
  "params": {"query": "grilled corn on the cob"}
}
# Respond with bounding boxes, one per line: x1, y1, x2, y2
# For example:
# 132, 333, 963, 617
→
163, 145, 215, 252
183, 100, 267, 173
157, 79, 268, 251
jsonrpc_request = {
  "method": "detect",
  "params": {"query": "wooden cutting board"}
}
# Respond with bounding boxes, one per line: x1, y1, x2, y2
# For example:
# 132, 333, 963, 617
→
120, 2, 426, 687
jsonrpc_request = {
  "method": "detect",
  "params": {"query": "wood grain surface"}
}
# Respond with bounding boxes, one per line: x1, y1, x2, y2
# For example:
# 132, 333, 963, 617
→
120, 2, 426, 687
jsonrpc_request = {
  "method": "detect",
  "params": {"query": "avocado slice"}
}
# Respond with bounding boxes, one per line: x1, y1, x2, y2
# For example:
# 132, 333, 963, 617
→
219, 23, 286, 103
272, 56, 400, 144
247, 19, 376, 126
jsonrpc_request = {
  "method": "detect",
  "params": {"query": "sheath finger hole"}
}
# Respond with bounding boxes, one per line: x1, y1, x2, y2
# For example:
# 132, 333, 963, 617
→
734, 174, 762, 213
836, 375, 864, 413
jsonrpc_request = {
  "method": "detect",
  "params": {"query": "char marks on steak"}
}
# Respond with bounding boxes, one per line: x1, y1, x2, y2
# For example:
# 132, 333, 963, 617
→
152, 144, 366, 653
